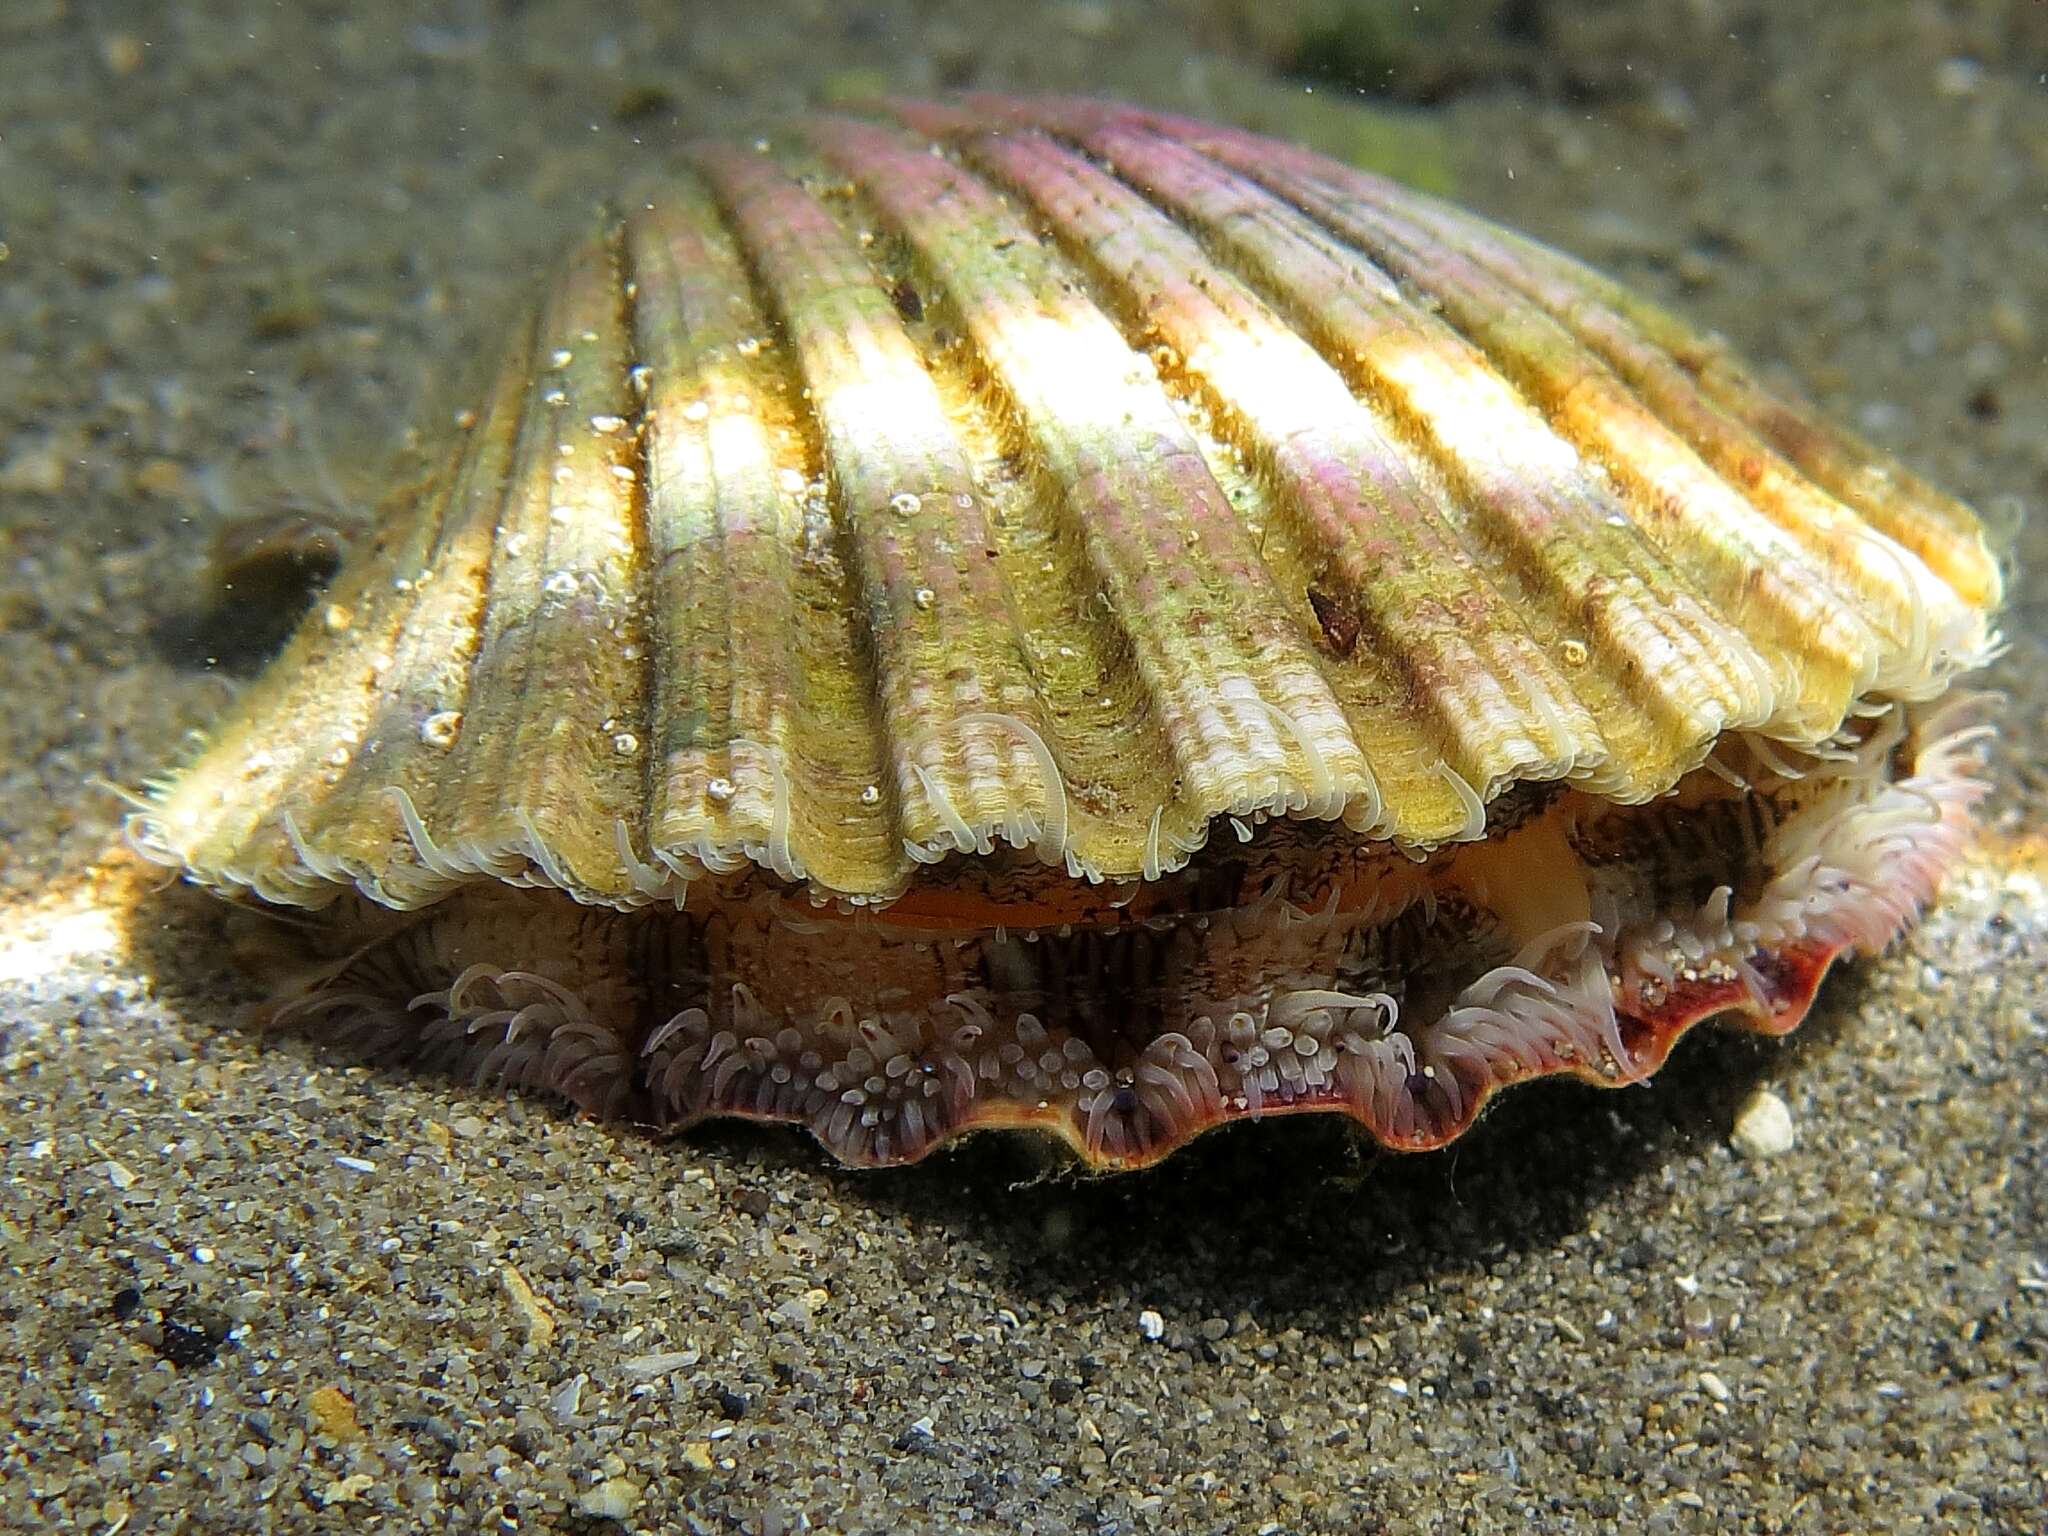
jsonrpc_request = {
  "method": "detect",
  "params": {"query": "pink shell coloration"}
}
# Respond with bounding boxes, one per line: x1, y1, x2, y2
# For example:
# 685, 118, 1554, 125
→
134, 97, 2002, 1169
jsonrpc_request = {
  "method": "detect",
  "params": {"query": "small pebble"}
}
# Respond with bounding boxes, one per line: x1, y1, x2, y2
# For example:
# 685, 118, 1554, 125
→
503, 1264, 559, 1349
313, 1473, 375, 1507
550, 1374, 586, 1422
307, 1385, 362, 1442
100, 31, 145, 76
680, 1442, 717, 1475
0, 441, 66, 494
1137, 1308, 1165, 1341
132, 458, 190, 499
1681, 1295, 1715, 1340
577, 1477, 641, 1520
1933, 57, 1984, 97
1731, 1089, 1797, 1159
619, 1349, 699, 1380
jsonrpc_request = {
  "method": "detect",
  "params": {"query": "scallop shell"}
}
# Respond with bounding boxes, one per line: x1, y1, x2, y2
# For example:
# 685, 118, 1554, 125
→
134, 96, 2002, 1169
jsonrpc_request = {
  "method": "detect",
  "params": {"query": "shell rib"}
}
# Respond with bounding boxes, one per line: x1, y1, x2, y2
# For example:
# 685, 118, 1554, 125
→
134, 97, 2003, 1170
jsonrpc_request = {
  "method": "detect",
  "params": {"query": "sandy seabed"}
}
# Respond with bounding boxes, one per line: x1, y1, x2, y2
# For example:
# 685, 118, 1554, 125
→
1, 3, 2042, 1532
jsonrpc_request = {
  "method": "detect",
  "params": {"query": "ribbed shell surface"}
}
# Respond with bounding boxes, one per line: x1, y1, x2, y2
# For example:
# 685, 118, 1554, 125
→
147, 96, 2002, 911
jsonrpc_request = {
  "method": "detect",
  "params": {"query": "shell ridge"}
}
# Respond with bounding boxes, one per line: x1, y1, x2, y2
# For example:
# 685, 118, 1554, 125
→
500, 222, 651, 898
308, 306, 553, 909
1154, 129, 1836, 766
1464, 216, 2002, 608
414, 225, 646, 902
607, 218, 680, 903
637, 162, 899, 897
1228, 159, 1916, 737
626, 184, 770, 888
948, 119, 1579, 836
1031, 112, 1681, 788
1043, 112, 1747, 803
156, 399, 478, 901
1327, 177, 1998, 708
618, 202, 794, 901
1169, 141, 1844, 748
689, 140, 1090, 882
1341, 183, 1982, 694
805, 112, 1392, 864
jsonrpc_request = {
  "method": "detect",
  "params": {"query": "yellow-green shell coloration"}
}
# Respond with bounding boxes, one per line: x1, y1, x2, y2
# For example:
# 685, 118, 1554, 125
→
135, 97, 2002, 1168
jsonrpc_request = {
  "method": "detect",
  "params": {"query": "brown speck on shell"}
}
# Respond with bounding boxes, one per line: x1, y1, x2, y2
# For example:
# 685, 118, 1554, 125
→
129, 96, 2003, 1170
1306, 586, 1361, 658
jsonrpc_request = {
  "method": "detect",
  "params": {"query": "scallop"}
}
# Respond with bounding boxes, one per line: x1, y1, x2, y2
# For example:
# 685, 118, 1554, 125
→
132, 96, 2003, 1169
